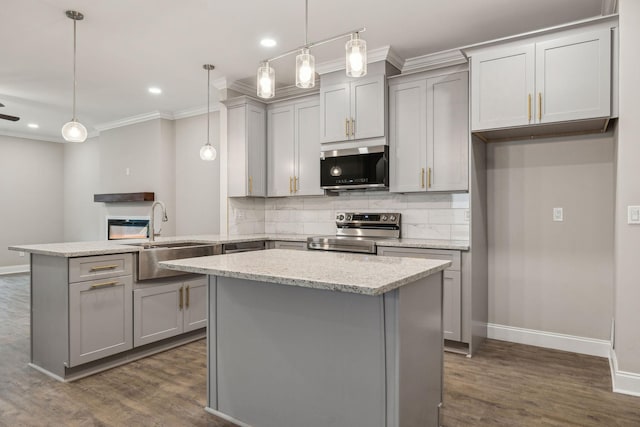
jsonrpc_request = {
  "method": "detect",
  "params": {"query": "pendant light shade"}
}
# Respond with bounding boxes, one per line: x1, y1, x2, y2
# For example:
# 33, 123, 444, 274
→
295, 49, 315, 89
257, 62, 275, 99
61, 10, 87, 143
200, 64, 217, 161
345, 33, 367, 78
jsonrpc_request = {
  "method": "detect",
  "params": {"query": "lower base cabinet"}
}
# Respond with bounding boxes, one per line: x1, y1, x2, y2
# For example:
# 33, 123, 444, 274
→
133, 276, 207, 347
377, 246, 462, 342
69, 275, 133, 367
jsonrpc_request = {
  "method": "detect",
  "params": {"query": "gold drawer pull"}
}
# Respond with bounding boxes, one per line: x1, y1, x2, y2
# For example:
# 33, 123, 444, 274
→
538, 92, 542, 121
345, 118, 349, 137
289, 176, 293, 194
421, 168, 425, 188
428, 167, 432, 188
90, 280, 119, 289
527, 94, 532, 122
294, 176, 298, 192
186, 285, 190, 309
90, 264, 118, 272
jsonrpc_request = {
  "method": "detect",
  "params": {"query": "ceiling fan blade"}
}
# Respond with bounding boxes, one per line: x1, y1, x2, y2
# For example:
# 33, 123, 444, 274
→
0, 113, 20, 122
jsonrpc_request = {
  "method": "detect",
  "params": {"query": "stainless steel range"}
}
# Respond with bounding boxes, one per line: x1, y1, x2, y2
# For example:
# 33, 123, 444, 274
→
307, 212, 401, 254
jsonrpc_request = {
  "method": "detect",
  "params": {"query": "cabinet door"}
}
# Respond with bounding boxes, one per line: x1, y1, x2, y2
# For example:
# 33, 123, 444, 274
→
133, 282, 184, 347
350, 75, 386, 140
471, 44, 535, 131
69, 276, 133, 367
267, 105, 295, 197
247, 103, 267, 196
443, 270, 462, 341
320, 82, 350, 143
295, 100, 323, 196
389, 79, 427, 193
227, 105, 248, 197
427, 72, 469, 192
184, 277, 208, 332
536, 29, 611, 123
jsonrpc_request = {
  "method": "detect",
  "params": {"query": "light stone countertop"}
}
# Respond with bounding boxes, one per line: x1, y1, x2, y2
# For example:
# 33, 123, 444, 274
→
8, 234, 469, 257
159, 249, 451, 296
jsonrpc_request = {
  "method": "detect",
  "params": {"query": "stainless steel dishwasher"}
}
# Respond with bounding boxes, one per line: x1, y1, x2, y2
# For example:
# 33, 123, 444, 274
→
222, 241, 266, 254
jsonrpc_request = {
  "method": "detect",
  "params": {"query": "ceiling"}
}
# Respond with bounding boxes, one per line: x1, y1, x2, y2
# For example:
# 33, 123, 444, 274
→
0, 0, 607, 142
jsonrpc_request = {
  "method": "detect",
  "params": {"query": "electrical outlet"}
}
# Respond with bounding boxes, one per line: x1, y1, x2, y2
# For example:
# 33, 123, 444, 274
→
553, 207, 563, 222
628, 206, 640, 224
18, 251, 25, 257
125, 167, 131, 176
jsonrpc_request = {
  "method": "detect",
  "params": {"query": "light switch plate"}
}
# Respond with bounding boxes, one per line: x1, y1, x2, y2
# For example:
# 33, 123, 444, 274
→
553, 207, 563, 222
628, 206, 640, 224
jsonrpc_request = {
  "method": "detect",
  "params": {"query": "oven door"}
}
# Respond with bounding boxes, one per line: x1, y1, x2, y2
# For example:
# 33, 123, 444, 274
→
320, 145, 388, 190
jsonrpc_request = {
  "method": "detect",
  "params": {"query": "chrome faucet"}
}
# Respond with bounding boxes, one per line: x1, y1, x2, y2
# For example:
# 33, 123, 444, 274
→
149, 201, 168, 242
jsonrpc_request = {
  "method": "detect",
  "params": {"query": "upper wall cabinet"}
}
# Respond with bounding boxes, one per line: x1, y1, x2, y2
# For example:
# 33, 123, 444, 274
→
267, 95, 323, 197
225, 97, 267, 197
470, 27, 612, 132
389, 70, 469, 193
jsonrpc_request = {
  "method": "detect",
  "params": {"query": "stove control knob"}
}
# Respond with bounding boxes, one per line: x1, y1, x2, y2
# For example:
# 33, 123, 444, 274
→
389, 215, 397, 221
337, 214, 345, 221
381, 215, 388, 221
346, 215, 352, 221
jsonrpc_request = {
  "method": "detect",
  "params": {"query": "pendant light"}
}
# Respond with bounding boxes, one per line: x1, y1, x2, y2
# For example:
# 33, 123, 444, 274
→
257, 1, 366, 99
61, 10, 87, 143
199, 64, 217, 161
295, 0, 315, 89
346, 32, 367, 77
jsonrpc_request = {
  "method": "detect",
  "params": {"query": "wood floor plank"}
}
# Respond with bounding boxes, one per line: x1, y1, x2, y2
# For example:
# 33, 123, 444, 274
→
1, 273, 639, 426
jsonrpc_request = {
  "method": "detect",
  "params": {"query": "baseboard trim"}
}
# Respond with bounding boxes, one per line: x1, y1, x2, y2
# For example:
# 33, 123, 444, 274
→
205, 407, 251, 427
487, 323, 610, 358
609, 347, 640, 397
0, 264, 29, 275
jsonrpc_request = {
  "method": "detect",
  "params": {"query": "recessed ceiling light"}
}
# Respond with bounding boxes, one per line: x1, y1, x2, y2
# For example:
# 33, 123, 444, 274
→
148, 87, 162, 94
260, 38, 277, 48
27, 123, 39, 129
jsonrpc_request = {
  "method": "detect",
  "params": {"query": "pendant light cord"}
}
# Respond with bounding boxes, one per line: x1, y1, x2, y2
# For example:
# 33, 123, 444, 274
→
305, 0, 308, 46
72, 17, 77, 121
206, 67, 210, 145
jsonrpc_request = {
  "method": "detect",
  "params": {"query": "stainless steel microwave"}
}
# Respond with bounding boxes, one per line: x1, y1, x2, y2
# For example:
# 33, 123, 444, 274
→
320, 145, 389, 190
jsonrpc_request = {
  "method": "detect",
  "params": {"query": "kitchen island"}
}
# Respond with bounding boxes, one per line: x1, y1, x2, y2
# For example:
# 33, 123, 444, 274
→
161, 249, 451, 427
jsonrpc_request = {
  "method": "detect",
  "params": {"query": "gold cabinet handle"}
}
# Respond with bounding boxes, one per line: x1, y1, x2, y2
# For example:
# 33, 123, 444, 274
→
350, 118, 355, 137
248, 176, 253, 195
179, 286, 184, 310
345, 118, 349, 137
90, 264, 118, 272
90, 280, 119, 289
527, 94, 532, 122
421, 168, 425, 188
289, 176, 293, 194
185, 285, 190, 309
538, 92, 542, 121
428, 167, 432, 188
294, 176, 298, 193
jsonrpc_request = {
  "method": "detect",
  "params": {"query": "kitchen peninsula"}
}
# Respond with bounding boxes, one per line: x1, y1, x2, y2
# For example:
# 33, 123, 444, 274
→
161, 249, 451, 427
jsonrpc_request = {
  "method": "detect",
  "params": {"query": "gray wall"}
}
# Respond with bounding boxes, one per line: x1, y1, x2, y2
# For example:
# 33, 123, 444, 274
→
175, 112, 220, 235
0, 135, 64, 267
487, 135, 614, 340
614, 0, 640, 374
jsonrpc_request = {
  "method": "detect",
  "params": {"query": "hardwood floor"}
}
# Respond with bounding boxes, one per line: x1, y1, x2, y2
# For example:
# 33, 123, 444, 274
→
1, 273, 639, 426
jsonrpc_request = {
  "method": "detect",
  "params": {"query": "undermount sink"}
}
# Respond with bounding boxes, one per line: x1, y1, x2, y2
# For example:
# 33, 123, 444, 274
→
129, 241, 210, 249
133, 241, 222, 281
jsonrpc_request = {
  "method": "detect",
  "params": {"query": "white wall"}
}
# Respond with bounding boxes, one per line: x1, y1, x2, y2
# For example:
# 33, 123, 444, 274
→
175, 112, 220, 235
63, 136, 102, 242
614, 0, 640, 375
487, 135, 614, 340
0, 135, 64, 267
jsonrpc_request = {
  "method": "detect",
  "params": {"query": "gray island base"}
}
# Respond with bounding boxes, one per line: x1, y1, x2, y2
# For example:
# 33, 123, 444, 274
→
160, 249, 451, 427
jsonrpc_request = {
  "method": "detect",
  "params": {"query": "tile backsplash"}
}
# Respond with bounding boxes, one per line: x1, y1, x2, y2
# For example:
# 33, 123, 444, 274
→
229, 192, 470, 241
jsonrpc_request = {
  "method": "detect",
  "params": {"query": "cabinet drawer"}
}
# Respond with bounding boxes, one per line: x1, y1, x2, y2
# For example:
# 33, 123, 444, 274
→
69, 253, 133, 283
377, 246, 460, 271
273, 241, 308, 251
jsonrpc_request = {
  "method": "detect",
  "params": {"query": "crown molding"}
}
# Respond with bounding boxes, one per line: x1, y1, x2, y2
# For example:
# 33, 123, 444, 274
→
316, 45, 404, 75
94, 111, 173, 132
401, 48, 468, 73
172, 103, 221, 120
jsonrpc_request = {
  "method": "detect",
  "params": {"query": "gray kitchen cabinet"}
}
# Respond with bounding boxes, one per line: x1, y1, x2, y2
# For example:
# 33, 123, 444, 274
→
389, 70, 469, 193
267, 95, 322, 197
320, 74, 386, 144
226, 96, 267, 197
69, 274, 133, 367
133, 276, 207, 347
471, 27, 611, 131
377, 246, 462, 342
